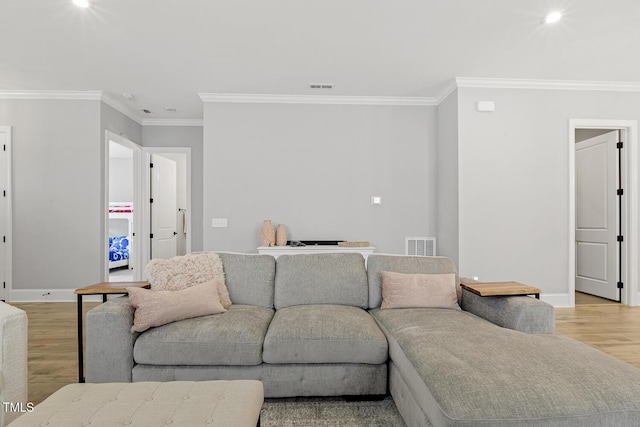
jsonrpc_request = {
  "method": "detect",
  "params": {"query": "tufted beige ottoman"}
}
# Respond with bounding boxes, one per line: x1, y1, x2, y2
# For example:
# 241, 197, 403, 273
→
8, 380, 263, 427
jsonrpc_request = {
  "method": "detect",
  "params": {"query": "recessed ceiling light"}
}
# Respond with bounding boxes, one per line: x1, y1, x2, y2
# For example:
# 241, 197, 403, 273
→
72, 0, 90, 8
122, 93, 135, 101
164, 107, 177, 112
545, 11, 562, 24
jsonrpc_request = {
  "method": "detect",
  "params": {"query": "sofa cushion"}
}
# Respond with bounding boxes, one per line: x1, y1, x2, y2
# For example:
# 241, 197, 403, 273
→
134, 305, 274, 366
371, 308, 640, 426
217, 252, 275, 309
274, 253, 368, 309
263, 305, 388, 364
367, 254, 459, 309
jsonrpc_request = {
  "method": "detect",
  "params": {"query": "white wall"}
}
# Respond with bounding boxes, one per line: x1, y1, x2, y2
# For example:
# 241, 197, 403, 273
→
141, 126, 203, 251
202, 102, 437, 254
456, 87, 640, 303
109, 157, 133, 202
0, 99, 102, 294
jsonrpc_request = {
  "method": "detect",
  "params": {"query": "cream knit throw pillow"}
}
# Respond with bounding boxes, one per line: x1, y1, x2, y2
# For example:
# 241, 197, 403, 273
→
145, 252, 232, 308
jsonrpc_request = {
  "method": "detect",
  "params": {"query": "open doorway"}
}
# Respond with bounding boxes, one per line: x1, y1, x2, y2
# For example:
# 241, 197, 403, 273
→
105, 131, 143, 282
569, 120, 639, 307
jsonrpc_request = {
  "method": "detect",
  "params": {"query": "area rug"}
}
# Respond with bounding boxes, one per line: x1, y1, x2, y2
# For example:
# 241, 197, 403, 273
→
260, 396, 406, 426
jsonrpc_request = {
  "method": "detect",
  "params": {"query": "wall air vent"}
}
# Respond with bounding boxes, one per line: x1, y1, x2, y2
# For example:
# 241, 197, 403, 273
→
405, 237, 436, 257
309, 83, 333, 89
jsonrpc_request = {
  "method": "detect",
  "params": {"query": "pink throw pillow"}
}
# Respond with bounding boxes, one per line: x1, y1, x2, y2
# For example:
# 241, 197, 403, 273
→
127, 280, 226, 333
380, 271, 461, 310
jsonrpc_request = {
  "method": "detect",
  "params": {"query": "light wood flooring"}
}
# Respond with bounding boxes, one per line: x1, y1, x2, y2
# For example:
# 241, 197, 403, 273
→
11, 300, 640, 406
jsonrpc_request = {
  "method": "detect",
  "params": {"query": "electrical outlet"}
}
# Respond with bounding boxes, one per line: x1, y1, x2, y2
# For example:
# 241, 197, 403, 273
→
212, 218, 228, 228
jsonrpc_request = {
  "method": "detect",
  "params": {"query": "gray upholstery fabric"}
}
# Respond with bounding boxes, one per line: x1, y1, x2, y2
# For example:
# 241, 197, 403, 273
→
367, 254, 459, 308
371, 308, 640, 426
217, 252, 275, 308
274, 253, 368, 309
86, 296, 137, 383
389, 361, 435, 427
263, 305, 388, 364
134, 305, 274, 366
460, 288, 555, 334
132, 363, 387, 398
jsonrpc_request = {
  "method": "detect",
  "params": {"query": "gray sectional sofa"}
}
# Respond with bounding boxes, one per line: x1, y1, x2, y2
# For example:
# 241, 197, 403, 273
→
86, 252, 640, 426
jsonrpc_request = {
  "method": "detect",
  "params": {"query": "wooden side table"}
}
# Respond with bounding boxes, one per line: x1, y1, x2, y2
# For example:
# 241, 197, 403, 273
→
460, 281, 541, 299
75, 281, 149, 383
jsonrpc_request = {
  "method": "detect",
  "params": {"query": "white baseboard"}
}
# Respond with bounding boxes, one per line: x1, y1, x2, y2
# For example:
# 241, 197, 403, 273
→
10, 289, 105, 303
540, 293, 572, 308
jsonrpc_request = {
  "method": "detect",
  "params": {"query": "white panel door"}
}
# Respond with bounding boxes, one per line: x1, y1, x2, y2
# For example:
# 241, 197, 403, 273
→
575, 130, 619, 300
0, 129, 7, 301
151, 155, 177, 259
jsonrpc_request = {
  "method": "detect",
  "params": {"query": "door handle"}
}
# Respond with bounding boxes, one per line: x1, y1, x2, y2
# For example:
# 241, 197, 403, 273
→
173, 231, 178, 236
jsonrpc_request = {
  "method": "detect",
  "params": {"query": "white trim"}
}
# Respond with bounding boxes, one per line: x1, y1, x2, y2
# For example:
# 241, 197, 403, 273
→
198, 93, 437, 106
568, 119, 639, 307
101, 93, 144, 125
540, 293, 572, 308
0, 90, 102, 100
10, 289, 105, 303
142, 118, 203, 127
456, 77, 640, 93
434, 79, 459, 104
0, 127, 11, 302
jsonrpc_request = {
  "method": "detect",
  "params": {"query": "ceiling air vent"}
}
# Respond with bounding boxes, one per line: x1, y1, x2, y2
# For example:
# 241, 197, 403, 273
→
141, 108, 152, 114
406, 237, 436, 257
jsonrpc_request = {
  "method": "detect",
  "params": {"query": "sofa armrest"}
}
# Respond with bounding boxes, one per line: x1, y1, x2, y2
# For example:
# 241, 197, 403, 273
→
460, 288, 555, 334
85, 296, 138, 383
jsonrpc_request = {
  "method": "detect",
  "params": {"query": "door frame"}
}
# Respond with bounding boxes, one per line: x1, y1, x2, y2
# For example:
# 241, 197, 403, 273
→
141, 147, 192, 273
103, 130, 144, 282
0, 126, 12, 301
569, 119, 639, 306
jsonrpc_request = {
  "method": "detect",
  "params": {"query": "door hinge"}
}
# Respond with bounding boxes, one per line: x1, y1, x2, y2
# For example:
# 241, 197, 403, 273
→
2, 236, 5, 243
3, 145, 5, 151
150, 198, 154, 203
617, 235, 624, 242
617, 189, 624, 196
150, 233, 154, 239
2, 190, 5, 197
2, 282, 5, 289
618, 282, 624, 289
150, 163, 154, 168
617, 142, 624, 149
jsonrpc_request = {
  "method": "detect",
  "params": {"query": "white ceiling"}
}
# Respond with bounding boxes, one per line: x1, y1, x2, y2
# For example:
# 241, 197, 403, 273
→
1, 0, 639, 122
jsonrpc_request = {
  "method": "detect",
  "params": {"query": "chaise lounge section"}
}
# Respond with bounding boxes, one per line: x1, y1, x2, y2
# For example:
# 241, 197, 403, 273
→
85, 252, 640, 426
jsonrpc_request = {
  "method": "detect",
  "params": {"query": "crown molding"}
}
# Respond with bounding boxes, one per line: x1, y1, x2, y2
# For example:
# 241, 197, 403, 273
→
100, 93, 144, 125
199, 93, 437, 106
455, 77, 640, 92
0, 90, 102, 100
142, 118, 203, 127
434, 79, 459, 104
